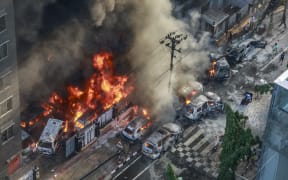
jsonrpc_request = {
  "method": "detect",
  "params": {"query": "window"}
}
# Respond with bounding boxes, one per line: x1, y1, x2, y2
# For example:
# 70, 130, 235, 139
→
0, 15, 6, 32
1, 125, 14, 143
0, 42, 8, 60
0, 72, 11, 91
0, 97, 13, 116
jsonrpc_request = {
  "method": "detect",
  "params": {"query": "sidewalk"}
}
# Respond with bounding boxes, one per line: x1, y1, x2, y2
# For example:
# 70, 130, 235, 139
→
11, 117, 130, 180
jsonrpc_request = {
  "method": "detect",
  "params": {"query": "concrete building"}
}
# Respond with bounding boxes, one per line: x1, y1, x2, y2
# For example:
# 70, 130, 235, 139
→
200, 0, 257, 38
257, 70, 288, 180
0, 0, 21, 179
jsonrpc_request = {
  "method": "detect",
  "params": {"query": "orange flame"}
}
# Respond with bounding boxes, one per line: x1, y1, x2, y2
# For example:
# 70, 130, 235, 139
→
209, 60, 217, 78
28, 52, 134, 132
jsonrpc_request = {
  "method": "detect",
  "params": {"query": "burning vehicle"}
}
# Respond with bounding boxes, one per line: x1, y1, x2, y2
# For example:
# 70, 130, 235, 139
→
121, 116, 151, 142
208, 57, 231, 81
37, 118, 63, 155
142, 123, 183, 159
182, 92, 224, 121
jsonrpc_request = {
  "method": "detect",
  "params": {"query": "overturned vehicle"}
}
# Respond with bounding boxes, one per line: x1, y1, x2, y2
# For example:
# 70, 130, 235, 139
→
142, 123, 183, 159
181, 92, 224, 121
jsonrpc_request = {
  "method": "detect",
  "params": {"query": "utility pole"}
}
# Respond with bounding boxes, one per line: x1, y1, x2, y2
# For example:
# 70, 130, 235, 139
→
160, 32, 187, 91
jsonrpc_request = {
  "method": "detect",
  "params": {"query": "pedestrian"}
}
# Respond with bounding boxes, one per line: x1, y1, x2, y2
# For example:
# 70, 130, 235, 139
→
280, 51, 285, 65
250, 16, 256, 30
273, 42, 279, 55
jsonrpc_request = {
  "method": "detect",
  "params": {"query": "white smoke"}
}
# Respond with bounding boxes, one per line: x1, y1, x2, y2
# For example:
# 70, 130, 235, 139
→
125, 0, 210, 120
90, 0, 116, 26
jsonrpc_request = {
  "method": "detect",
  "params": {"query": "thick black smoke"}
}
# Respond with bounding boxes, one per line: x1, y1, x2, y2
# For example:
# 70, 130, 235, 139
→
14, 0, 135, 106
15, 0, 209, 120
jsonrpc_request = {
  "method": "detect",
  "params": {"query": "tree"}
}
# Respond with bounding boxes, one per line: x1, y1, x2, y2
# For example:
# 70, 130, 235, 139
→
218, 105, 256, 180
166, 164, 177, 180
254, 83, 273, 98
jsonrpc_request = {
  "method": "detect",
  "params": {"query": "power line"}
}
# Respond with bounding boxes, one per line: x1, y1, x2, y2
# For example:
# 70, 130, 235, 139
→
160, 31, 187, 91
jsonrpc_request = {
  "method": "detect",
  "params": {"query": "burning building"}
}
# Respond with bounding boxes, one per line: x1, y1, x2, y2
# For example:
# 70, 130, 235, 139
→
21, 52, 134, 156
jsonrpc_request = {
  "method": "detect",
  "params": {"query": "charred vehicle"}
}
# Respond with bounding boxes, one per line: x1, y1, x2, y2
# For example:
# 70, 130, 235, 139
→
183, 92, 224, 121
37, 118, 63, 155
225, 45, 248, 66
142, 123, 183, 159
122, 116, 150, 142
208, 57, 231, 81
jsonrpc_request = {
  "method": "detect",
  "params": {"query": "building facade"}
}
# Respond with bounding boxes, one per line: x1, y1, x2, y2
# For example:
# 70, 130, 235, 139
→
257, 70, 288, 180
0, 0, 21, 179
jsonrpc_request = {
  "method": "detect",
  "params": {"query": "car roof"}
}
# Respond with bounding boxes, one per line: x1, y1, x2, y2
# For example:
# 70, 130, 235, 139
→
128, 116, 147, 129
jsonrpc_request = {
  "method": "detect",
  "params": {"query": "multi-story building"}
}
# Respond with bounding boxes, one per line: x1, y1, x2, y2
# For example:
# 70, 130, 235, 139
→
174, 0, 267, 38
0, 0, 21, 179
257, 70, 288, 179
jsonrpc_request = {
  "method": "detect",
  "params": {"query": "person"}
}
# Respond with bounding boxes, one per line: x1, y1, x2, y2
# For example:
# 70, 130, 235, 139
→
280, 51, 285, 65
250, 16, 256, 30
273, 42, 279, 55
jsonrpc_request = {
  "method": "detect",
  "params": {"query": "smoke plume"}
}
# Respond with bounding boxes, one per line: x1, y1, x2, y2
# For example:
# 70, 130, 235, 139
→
126, 0, 210, 120
15, 0, 209, 120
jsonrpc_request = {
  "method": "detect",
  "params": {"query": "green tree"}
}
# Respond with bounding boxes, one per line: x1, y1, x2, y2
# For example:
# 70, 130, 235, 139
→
218, 105, 256, 180
166, 164, 177, 180
254, 83, 273, 98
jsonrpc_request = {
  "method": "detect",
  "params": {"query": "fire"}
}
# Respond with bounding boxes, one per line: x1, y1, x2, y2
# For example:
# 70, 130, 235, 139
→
64, 121, 69, 133
23, 52, 133, 132
20, 121, 26, 128
185, 99, 191, 105
209, 60, 217, 78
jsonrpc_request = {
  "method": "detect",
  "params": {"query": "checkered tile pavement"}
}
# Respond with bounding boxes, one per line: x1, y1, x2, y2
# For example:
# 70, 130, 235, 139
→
170, 120, 225, 179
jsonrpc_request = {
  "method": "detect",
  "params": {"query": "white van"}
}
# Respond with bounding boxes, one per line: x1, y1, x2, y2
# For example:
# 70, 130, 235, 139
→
122, 116, 149, 142
38, 118, 63, 155
142, 123, 182, 159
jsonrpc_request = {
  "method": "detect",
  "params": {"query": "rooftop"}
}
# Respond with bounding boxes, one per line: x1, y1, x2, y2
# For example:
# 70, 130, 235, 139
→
274, 70, 288, 89
202, 9, 229, 27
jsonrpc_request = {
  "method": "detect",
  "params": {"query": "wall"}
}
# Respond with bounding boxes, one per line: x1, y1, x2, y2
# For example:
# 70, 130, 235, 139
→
0, 0, 21, 178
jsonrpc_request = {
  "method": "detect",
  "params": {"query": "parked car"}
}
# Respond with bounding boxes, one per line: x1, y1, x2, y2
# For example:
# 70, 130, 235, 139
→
142, 123, 183, 159
249, 40, 267, 49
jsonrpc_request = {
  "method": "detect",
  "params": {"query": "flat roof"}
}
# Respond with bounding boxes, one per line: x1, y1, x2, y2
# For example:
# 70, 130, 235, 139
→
202, 9, 229, 27
274, 70, 288, 89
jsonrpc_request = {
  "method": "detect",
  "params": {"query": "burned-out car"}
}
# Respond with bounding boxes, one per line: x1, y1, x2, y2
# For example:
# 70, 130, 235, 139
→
225, 45, 248, 66
183, 92, 224, 121
122, 116, 150, 142
142, 123, 182, 159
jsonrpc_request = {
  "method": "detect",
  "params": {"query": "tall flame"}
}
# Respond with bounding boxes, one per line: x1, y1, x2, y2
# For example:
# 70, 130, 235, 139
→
22, 52, 134, 131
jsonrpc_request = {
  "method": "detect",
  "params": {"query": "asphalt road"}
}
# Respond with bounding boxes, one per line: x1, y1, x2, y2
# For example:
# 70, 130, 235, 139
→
113, 155, 156, 180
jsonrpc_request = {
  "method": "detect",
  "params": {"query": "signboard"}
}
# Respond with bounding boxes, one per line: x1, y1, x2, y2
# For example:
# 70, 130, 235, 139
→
7, 154, 21, 175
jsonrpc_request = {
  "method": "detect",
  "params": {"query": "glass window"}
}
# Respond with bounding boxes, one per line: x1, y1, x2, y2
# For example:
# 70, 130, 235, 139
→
1, 125, 14, 143
0, 15, 6, 32
0, 72, 11, 91
0, 42, 8, 60
0, 97, 13, 116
